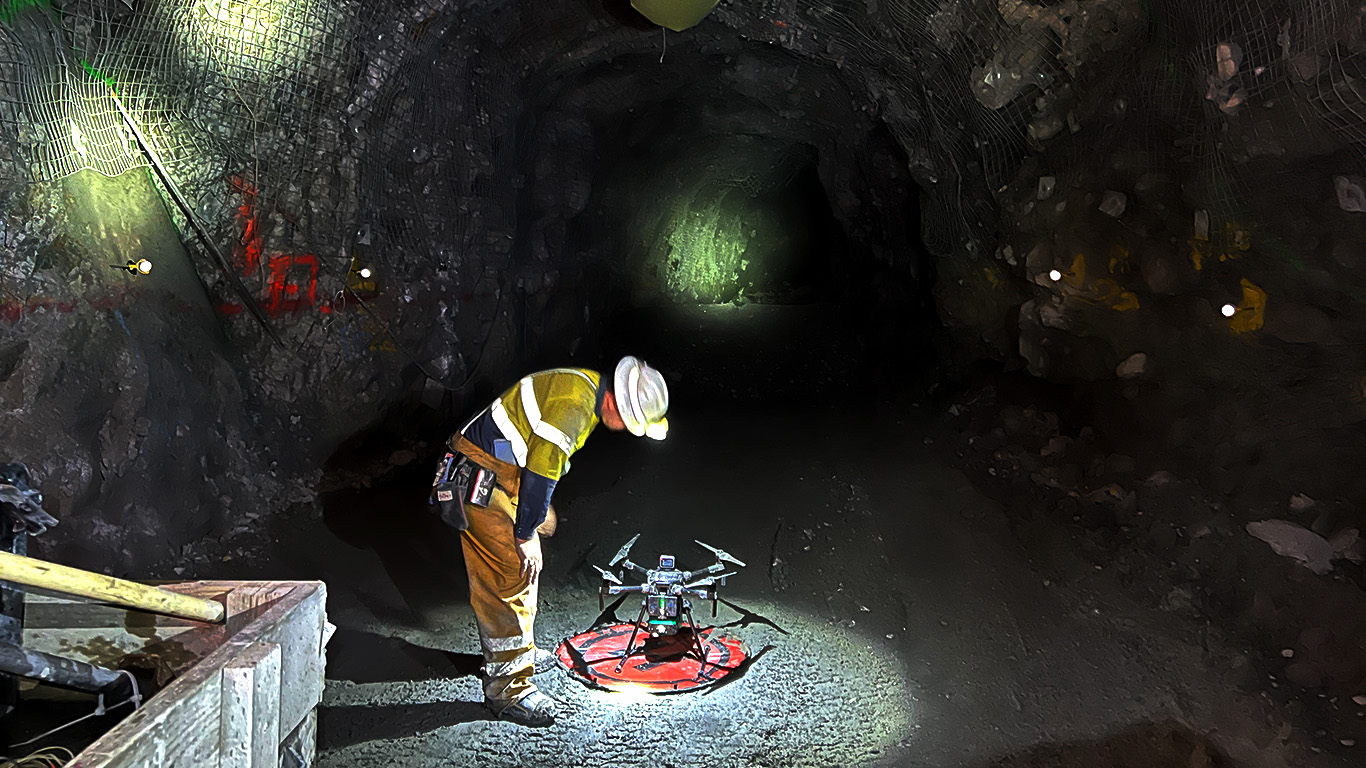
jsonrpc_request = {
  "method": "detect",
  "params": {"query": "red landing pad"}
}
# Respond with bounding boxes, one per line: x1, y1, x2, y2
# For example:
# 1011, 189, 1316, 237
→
556, 622, 749, 693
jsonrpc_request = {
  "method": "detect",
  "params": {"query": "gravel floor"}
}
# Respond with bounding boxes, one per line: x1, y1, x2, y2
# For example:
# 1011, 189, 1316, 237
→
230, 305, 1360, 768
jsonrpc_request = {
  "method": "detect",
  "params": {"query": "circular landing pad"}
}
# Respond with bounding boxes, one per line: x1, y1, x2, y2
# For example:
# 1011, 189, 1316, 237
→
557, 622, 749, 693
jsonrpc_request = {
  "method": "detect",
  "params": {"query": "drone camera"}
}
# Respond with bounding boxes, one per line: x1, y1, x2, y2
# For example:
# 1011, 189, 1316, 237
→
659, 554, 674, 569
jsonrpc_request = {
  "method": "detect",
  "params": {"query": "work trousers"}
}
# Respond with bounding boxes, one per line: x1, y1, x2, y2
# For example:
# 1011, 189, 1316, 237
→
461, 486, 539, 708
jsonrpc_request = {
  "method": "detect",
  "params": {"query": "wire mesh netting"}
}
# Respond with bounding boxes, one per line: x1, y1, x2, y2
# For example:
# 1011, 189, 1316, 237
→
0, 0, 1362, 329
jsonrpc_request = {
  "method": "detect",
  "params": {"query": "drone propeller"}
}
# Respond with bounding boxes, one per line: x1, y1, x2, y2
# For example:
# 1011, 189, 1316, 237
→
695, 539, 746, 568
609, 534, 641, 567
684, 571, 735, 590
593, 565, 622, 585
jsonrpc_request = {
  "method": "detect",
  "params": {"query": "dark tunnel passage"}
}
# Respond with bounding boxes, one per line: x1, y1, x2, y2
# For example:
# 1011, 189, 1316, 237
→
486, 45, 936, 408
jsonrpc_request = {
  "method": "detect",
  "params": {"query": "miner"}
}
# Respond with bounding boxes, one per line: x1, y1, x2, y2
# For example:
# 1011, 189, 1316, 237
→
439, 356, 669, 726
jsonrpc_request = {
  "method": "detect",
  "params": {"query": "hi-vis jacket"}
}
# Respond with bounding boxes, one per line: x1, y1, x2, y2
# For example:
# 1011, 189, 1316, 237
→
459, 368, 603, 540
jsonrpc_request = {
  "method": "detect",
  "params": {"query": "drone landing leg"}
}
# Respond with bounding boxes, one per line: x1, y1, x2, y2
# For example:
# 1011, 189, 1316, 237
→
682, 604, 710, 677
614, 604, 648, 673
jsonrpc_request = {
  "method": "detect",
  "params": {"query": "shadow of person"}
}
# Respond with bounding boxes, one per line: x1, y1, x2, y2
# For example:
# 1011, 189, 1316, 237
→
320, 460, 472, 630
317, 699, 493, 751
325, 627, 484, 684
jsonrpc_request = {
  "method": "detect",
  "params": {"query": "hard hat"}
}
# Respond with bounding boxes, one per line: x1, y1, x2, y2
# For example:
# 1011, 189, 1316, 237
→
614, 356, 669, 440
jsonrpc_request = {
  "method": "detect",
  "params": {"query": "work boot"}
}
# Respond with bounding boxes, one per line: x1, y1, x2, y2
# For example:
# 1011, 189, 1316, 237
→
533, 647, 557, 675
489, 689, 557, 728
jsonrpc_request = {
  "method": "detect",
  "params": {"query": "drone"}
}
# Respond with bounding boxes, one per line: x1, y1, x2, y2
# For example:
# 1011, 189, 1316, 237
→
594, 535, 746, 672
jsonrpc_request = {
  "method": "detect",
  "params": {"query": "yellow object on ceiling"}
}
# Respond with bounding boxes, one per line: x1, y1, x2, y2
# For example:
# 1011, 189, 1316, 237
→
631, 0, 720, 31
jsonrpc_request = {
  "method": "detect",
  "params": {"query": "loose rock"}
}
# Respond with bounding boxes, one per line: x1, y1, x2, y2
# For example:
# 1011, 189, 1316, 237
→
1336, 176, 1366, 213
1116, 353, 1147, 379
1246, 519, 1336, 575
1099, 190, 1127, 218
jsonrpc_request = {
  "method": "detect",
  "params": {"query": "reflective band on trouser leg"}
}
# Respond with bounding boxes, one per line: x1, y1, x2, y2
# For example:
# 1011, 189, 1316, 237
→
481, 629, 533, 653
460, 486, 539, 706
485, 647, 538, 679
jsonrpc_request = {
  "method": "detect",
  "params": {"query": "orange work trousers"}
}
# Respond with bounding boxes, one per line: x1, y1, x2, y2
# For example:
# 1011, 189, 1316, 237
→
460, 486, 554, 707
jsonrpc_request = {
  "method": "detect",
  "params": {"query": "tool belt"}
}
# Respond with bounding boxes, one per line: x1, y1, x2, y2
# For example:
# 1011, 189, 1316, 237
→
448, 433, 521, 499
430, 434, 523, 532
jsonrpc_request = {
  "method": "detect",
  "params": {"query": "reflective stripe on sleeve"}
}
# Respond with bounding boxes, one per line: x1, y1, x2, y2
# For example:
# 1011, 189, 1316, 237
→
519, 377, 577, 457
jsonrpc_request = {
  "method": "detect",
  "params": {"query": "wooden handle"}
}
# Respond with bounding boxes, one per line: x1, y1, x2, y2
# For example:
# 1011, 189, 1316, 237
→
0, 550, 224, 623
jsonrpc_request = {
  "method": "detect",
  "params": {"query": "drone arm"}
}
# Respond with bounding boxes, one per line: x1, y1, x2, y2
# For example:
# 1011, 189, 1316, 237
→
683, 571, 734, 590
682, 563, 725, 581
605, 584, 647, 596
620, 559, 649, 575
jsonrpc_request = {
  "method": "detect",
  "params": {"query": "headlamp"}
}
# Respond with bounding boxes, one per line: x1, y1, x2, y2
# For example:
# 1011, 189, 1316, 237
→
645, 418, 669, 441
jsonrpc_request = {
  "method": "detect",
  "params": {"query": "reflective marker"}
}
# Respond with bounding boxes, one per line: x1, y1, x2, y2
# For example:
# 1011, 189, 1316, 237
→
1048, 269, 1062, 282
1221, 304, 1237, 317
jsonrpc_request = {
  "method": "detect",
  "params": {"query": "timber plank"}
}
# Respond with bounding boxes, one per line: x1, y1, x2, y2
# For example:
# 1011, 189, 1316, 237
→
221, 642, 282, 768
224, 585, 326, 736
280, 709, 316, 768
68, 650, 223, 768
68, 582, 326, 768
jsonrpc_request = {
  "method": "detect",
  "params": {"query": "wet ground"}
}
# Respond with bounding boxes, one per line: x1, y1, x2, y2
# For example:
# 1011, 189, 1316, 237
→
182, 304, 1359, 767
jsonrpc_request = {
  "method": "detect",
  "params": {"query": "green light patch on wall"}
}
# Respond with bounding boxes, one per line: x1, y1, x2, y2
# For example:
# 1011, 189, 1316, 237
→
663, 188, 752, 304
0, 0, 50, 26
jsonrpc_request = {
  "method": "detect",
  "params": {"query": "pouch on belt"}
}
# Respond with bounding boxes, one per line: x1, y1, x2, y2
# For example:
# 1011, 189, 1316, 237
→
430, 452, 496, 531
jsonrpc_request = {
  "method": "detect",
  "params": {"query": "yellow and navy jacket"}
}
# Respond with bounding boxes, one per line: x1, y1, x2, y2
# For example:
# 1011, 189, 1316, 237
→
461, 368, 604, 539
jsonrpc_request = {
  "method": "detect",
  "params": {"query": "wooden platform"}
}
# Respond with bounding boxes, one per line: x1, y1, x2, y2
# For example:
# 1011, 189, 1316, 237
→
22, 581, 330, 768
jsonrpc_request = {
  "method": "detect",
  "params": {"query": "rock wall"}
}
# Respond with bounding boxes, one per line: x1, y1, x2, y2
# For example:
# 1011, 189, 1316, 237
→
1, 0, 1364, 572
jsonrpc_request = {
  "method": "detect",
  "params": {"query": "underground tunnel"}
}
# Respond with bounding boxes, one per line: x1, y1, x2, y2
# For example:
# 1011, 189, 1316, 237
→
0, 1, 1364, 767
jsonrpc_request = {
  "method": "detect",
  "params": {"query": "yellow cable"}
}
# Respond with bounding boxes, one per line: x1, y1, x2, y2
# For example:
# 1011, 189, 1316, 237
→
1, 746, 74, 768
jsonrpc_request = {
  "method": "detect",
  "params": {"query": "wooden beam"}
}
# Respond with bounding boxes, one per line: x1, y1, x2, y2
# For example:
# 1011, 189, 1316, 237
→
221, 642, 282, 768
280, 709, 317, 768
73, 583, 326, 768
0, 551, 224, 623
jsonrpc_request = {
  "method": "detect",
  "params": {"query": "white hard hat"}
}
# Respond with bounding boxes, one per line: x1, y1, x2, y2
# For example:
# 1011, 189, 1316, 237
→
614, 356, 669, 440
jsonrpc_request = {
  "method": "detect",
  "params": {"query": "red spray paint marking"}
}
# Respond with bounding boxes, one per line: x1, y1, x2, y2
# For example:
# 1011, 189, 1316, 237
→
218, 178, 323, 317
264, 253, 318, 314
231, 176, 263, 277
0, 177, 350, 323
0, 293, 133, 322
